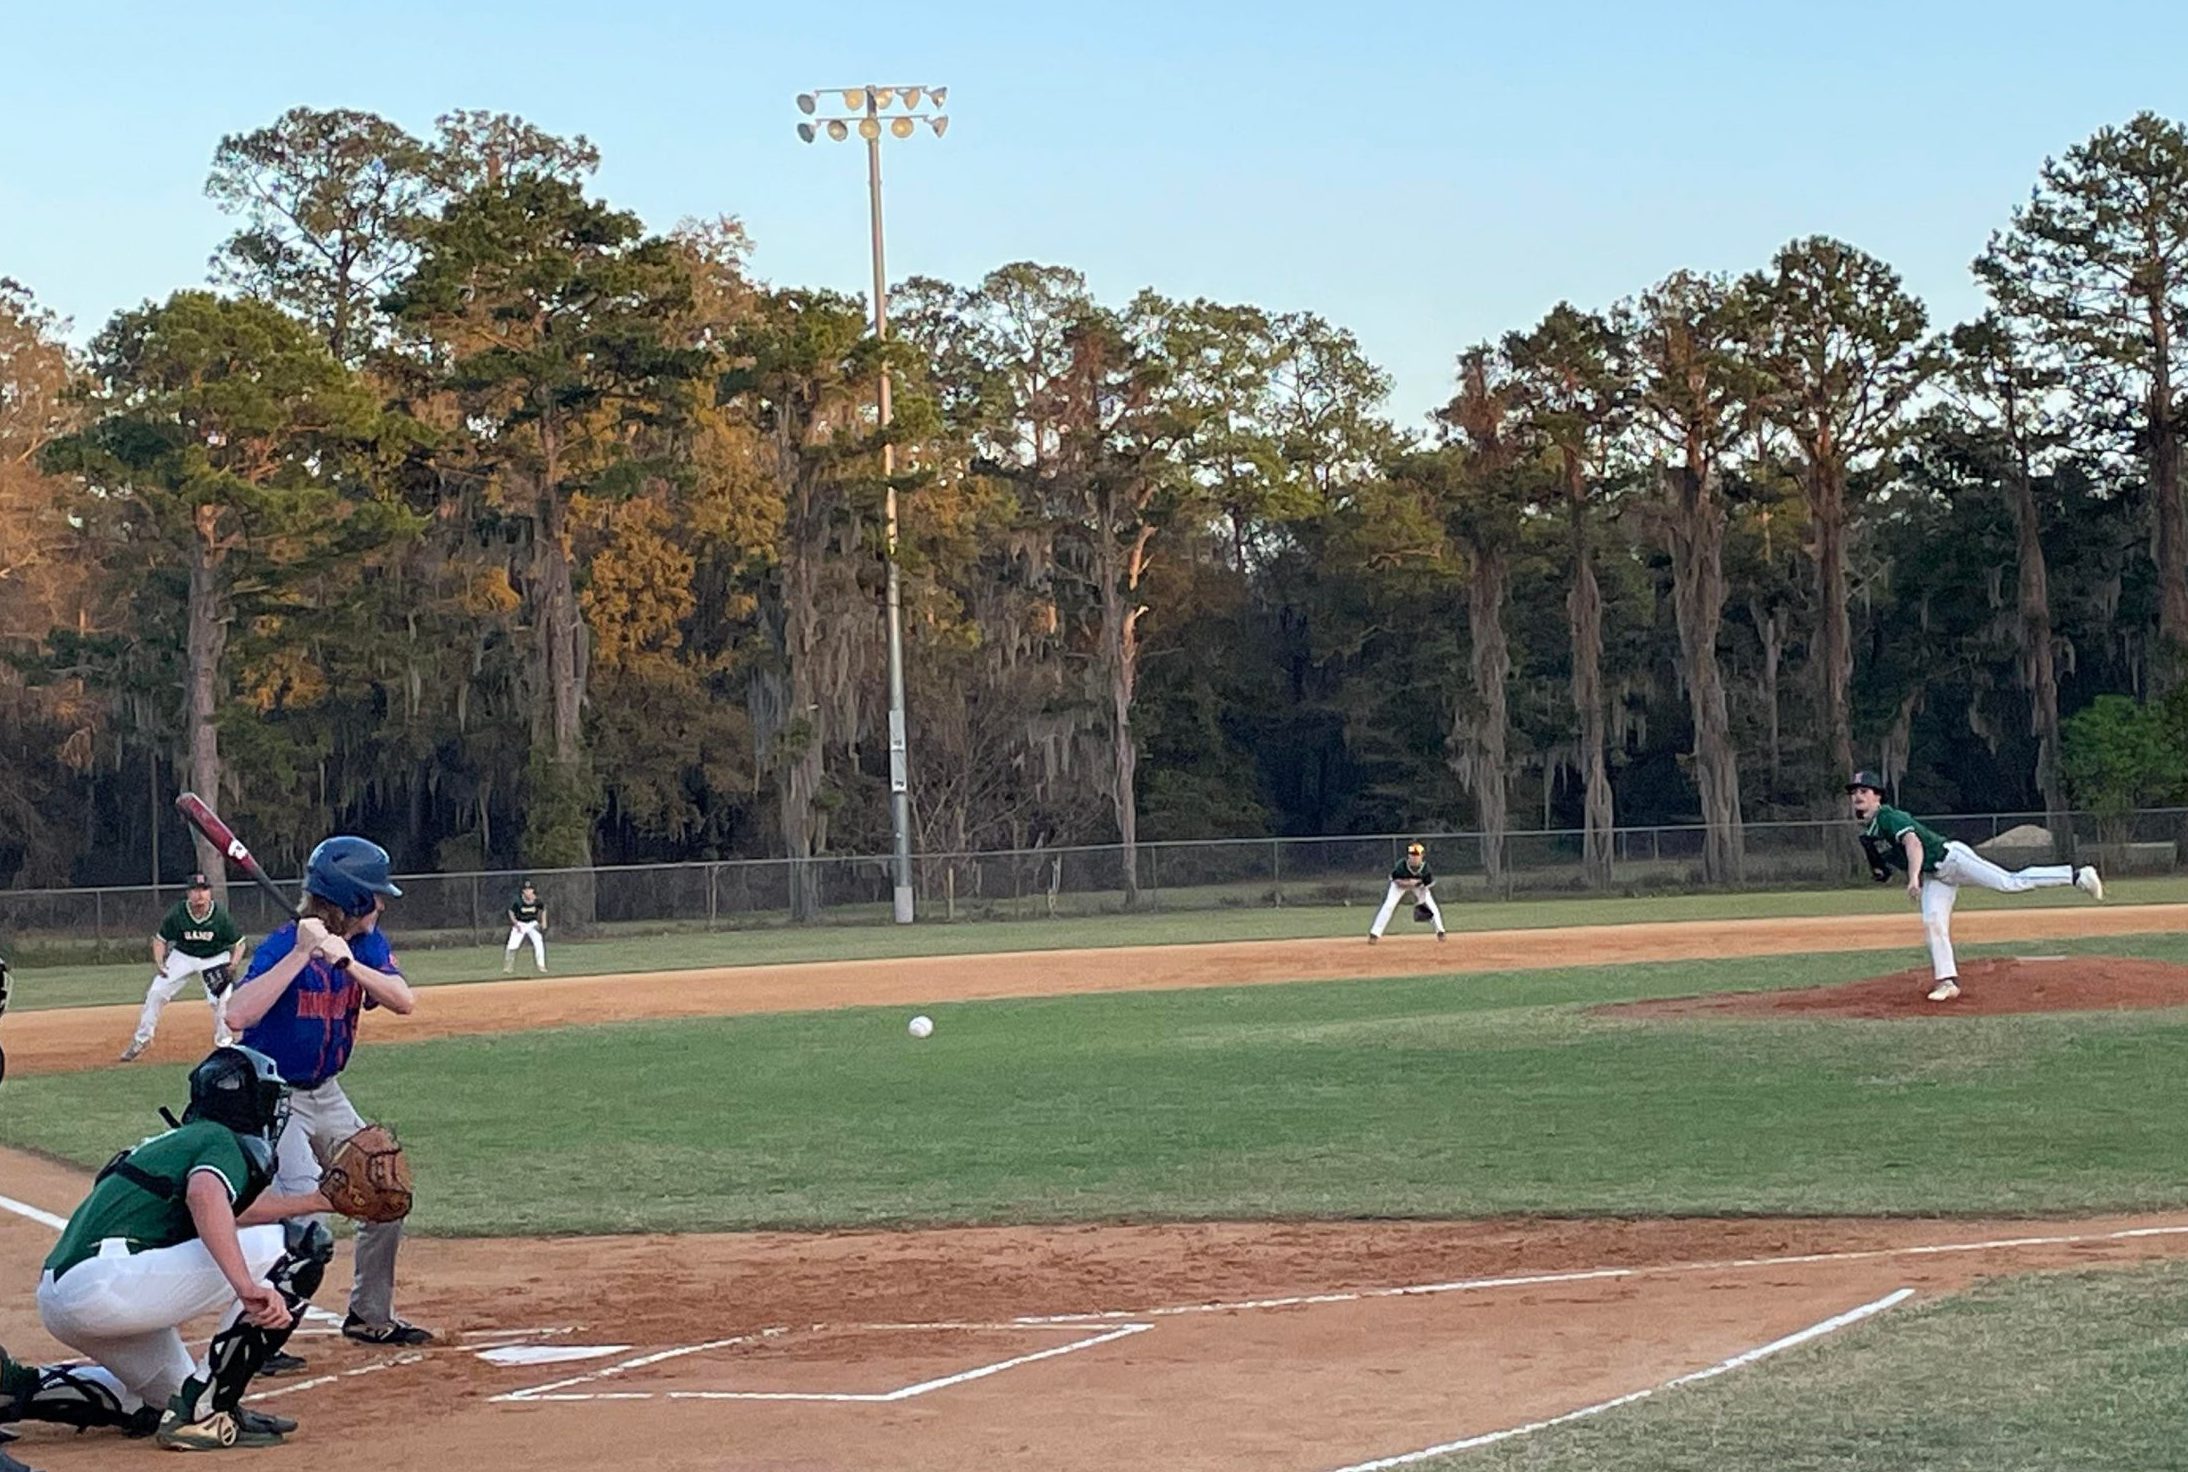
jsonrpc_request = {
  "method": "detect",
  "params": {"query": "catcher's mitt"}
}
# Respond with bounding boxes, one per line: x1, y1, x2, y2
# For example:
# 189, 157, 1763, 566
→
1412, 903, 1434, 923
321, 1123, 413, 1223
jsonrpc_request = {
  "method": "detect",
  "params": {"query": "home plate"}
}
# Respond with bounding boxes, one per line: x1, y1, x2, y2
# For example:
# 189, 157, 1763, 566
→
478, 1344, 632, 1367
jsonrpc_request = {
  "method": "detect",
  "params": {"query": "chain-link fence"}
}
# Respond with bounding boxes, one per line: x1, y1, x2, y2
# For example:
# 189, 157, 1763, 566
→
4, 808, 2180, 961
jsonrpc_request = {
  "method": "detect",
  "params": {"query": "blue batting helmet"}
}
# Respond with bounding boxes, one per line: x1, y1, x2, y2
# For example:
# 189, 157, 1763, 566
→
304, 836, 403, 917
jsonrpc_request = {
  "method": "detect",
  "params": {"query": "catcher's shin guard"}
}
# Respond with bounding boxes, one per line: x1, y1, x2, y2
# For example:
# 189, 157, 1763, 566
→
173, 1220, 334, 1423
12, 1363, 155, 1434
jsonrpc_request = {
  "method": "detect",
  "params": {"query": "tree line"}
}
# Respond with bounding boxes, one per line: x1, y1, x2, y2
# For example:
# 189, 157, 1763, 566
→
5, 106, 2188, 912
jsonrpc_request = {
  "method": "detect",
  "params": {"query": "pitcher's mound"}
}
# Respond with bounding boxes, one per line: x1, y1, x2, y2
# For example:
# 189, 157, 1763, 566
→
1604, 956, 2188, 1021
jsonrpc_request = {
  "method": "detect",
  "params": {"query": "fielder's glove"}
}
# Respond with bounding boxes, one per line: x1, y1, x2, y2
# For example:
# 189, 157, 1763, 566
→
202, 964, 234, 998
320, 1123, 414, 1223
1412, 904, 1433, 923
1858, 833, 1896, 884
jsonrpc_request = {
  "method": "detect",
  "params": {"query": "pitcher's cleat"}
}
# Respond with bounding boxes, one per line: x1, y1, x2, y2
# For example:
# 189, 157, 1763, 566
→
1927, 978, 1962, 1003
2076, 866, 2104, 901
120, 1038, 150, 1063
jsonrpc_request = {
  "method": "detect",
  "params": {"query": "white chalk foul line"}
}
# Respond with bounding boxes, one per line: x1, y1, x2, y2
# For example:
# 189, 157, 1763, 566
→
1321, 1286, 1916, 1472
999, 1222, 2188, 1326
494, 1322, 1152, 1405
246, 1352, 428, 1404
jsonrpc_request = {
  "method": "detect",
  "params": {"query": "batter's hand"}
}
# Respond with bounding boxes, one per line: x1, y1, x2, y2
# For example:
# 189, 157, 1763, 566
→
315, 935, 355, 968
295, 918, 330, 952
238, 1282, 292, 1330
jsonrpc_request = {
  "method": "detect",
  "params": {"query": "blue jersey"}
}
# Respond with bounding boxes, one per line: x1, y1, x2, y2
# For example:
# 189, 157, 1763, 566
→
238, 921, 402, 1089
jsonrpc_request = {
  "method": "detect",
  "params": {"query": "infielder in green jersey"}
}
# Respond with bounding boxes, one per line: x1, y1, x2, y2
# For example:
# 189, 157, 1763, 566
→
122, 873, 246, 1063
1368, 842, 1448, 941
1848, 771, 2104, 1002
502, 880, 547, 973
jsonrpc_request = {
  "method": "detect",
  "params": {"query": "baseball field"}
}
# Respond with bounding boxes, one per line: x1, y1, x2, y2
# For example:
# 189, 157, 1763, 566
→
5, 891, 2188, 1470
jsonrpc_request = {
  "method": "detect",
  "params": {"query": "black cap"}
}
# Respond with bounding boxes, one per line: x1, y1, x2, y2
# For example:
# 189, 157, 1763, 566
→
1846, 771, 1888, 795
187, 872, 212, 889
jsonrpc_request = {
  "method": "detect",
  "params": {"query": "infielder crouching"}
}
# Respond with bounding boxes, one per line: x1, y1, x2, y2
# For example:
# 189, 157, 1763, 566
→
123, 873, 245, 1063
1368, 842, 1447, 941
503, 880, 547, 974
1848, 770, 2104, 1002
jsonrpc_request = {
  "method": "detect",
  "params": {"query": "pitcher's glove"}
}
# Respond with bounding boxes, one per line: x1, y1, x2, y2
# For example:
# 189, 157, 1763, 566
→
321, 1124, 414, 1223
1858, 833, 1895, 884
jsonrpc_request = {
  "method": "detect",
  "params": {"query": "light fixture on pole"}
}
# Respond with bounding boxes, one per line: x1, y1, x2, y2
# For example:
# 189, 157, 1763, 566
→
791, 84, 951, 926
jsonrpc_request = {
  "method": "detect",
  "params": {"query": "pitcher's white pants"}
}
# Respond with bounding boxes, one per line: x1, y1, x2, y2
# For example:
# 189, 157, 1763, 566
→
1920, 841, 2075, 981
134, 949, 235, 1049
36, 1225, 285, 1412
505, 920, 546, 969
1369, 883, 1444, 937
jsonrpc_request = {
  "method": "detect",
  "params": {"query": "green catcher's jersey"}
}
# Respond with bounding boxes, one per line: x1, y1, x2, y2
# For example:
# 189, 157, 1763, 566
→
45, 1120, 265, 1279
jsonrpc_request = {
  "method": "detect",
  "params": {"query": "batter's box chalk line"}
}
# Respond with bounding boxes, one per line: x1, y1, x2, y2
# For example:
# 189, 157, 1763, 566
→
492, 1321, 1155, 1405
1320, 1285, 1916, 1472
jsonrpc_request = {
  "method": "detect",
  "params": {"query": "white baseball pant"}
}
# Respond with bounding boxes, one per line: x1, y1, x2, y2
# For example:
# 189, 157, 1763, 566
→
505, 920, 546, 969
274, 1079, 404, 1327
36, 1225, 286, 1413
133, 949, 235, 1050
1920, 840, 2075, 981
1369, 882, 1444, 937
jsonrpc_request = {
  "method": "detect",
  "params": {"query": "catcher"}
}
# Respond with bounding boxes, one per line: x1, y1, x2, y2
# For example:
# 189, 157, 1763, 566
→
229, 836, 432, 1366
0, 1045, 403, 1452
1850, 770, 2103, 1002
1368, 842, 1448, 942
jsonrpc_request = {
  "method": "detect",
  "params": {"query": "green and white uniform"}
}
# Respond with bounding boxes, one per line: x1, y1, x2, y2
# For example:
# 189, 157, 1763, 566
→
36, 1122, 287, 1414
134, 899, 244, 1052
504, 892, 546, 971
1369, 856, 1446, 938
1862, 805, 2077, 983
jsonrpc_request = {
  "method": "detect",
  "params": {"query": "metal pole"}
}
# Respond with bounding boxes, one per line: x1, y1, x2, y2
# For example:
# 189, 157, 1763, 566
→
867, 93, 916, 926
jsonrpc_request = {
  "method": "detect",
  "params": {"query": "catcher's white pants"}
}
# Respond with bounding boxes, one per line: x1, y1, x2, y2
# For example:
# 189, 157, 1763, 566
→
36, 1225, 286, 1412
1369, 882, 1444, 937
1920, 841, 2075, 981
134, 949, 235, 1049
275, 1079, 404, 1328
505, 920, 546, 969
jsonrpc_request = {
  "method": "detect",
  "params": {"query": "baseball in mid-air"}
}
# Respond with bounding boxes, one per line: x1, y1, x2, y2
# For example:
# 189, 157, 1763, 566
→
908, 1014, 934, 1039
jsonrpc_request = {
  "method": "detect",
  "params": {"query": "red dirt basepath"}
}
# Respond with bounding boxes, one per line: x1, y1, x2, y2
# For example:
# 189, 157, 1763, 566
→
1604, 955, 2188, 1021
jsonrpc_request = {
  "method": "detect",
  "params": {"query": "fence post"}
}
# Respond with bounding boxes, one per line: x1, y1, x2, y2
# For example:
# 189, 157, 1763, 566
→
1149, 846, 1160, 909
1271, 839, 1282, 907
95, 889, 105, 952
470, 874, 480, 948
708, 863, 719, 931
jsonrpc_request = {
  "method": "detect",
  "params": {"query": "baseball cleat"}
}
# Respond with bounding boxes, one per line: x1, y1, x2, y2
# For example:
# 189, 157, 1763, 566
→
341, 1314, 436, 1347
154, 1408, 284, 1450
233, 1408, 296, 1437
119, 1038, 150, 1063
1366, 934, 1380, 944
1435, 931, 1447, 941
2076, 866, 2104, 901
257, 1351, 307, 1378
1927, 978, 1961, 1003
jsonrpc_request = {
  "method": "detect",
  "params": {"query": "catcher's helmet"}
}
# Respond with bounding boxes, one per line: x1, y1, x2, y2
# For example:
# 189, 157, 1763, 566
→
304, 836, 402, 917
183, 1045, 290, 1142
1846, 770, 1889, 795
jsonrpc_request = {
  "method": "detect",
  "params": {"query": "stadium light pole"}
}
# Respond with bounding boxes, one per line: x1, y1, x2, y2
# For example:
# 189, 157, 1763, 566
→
796, 85, 949, 926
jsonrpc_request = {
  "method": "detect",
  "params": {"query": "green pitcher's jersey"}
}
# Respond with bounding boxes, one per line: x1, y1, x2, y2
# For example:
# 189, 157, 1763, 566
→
159, 900, 242, 959
45, 1120, 262, 1278
1391, 859, 1434, 886
510, 897, 543, 924
1864, 806, 1950, 874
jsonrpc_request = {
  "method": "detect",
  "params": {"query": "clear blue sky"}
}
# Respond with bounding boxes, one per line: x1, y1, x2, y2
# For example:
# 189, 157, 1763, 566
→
2, 0, 2181, 425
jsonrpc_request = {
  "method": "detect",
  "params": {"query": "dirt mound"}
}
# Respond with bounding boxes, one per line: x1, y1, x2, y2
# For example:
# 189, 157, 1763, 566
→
1605, 955, 2188, 1021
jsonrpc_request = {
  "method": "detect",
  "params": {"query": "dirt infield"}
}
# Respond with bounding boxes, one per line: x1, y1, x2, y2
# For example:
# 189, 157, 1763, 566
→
9, 903, 2185, 1078
4, 1143, 2185, 1472
1605, 954, 2188, 1021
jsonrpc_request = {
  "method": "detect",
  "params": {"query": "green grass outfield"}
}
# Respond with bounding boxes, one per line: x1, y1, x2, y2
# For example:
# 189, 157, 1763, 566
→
1450, 1261, 2188, 1472
6, 934, 2188, 1236
9, 874, 2183, 1012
